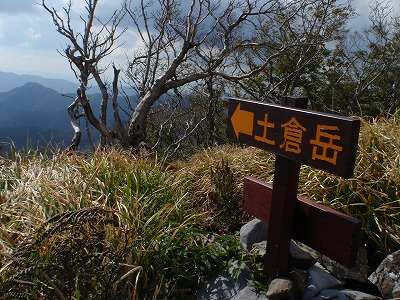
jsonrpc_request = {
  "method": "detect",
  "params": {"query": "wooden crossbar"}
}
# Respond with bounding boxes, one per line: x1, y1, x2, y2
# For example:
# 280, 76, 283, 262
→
243, 176, 361, 267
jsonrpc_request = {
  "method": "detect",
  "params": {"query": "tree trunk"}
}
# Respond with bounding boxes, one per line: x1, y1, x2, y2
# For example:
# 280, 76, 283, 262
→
127, 106, 149, 149
206, 76, 216, 147
78, 89, 120, 147
127, 41, 195, 148
92, 70, 109, 147
111, 66, 128, 146
67, 96, 82, 151
128, 87, 163, 148
388, 79, 400, 117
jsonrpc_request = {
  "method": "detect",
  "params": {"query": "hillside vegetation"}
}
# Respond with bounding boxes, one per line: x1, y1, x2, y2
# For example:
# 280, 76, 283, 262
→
0, 117, 399, 299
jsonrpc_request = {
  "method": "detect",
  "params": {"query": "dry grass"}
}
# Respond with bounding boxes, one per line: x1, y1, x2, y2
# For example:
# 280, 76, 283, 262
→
296, 118, 400, 264
1, 116, 399, 298
175, 118, 400, 265
0, 149, 235, 299
174, 145, 276, 231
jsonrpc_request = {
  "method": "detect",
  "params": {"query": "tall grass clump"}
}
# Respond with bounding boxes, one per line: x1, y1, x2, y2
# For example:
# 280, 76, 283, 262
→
300, 118, 400, 266
0, 148, 237, 299
174, 145, 276, 233
1, 116, 400, 298
176, 125, 400, 269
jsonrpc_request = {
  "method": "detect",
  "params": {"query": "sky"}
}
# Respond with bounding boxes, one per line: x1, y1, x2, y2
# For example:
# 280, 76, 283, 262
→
0, 0, 132, 82
0, 0, 398, 83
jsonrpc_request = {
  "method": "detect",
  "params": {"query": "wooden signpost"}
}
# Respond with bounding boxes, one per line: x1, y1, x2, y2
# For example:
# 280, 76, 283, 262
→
227, 97, 361, 278
242, 177, 361, 268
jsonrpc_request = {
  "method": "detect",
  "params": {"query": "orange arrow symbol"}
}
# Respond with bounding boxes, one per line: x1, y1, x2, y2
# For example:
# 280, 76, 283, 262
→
230, 103, 254, 139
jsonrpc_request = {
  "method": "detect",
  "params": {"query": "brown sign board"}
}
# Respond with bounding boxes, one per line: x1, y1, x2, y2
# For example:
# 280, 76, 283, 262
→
227, 98, 360, 178
243, 176, 361, 267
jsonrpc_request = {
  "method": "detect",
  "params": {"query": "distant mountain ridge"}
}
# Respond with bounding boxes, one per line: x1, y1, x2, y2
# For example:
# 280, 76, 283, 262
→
0, 72, 133, 151
0, 82, 71, 129
0, 82, 109, 150
0, 71, 79, 93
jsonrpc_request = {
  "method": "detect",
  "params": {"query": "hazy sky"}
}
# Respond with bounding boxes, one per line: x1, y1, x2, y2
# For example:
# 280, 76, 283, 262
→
0, 0, 130, 82
0, 0, 398, 82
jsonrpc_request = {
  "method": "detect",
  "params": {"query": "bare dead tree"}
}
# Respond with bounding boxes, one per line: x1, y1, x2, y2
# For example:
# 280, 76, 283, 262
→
232, 0, 355, 104
42, 0, 126, 150
43, 0, 355, 152
124, 0, 340, 149
325, 0, 400, 116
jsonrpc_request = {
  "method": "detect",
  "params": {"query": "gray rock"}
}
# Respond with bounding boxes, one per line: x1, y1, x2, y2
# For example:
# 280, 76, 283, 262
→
310, 289, 349, 299
233, 218, 391, 300
303, 265, 345, 300
289, 268, 308, 296
239, 220, 367, 282
290, 241, 317, 269
196, 260, 267, 300
368, 249, 400, 299
250, 240, 316, 269
319, 247, 368, 282
251, 240, 267, 257
240, 219, 268, 251
292, 242, 368, 282
235, 285, 268, 300
266, 278, 294, 300
393, 282, 400, 298
341, 289, 383, 300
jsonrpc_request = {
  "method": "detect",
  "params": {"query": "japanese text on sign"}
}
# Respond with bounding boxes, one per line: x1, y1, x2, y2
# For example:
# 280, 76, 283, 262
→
227, 98, 360, 178
254, 114, 343, 165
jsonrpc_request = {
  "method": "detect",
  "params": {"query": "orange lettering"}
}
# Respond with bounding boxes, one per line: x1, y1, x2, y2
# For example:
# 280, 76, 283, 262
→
279, 117, 306, 154
310, 125, 343, 165
254, 114, 275, 145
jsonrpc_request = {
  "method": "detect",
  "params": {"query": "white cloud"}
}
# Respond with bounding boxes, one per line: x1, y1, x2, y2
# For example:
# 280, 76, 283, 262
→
351, 0, 400, 30
0, 0, 37, 14
0, 45, 74, 80
1, 0, 399, 81
27, 27, 42, 41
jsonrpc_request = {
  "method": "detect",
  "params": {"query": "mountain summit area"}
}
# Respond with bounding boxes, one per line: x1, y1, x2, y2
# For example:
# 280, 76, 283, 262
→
0, 71, 79, 94
0, 76, 108, 150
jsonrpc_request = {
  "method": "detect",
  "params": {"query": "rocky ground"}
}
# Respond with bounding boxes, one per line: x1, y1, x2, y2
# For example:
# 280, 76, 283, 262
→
196, 219, 399, 300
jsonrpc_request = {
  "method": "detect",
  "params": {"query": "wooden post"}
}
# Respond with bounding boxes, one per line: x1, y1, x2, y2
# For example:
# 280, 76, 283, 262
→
263, 97, 308, 278
243, 176, 361, 268
226, 96, 361, 279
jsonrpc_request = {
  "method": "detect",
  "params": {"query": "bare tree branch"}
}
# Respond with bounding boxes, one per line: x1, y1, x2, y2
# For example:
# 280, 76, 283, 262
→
42, 0, 126, 149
